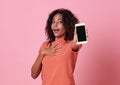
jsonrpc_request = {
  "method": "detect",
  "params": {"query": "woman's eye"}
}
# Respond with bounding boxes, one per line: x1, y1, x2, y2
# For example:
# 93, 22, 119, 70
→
52, 21, 55, 23
59, 20, 63, 23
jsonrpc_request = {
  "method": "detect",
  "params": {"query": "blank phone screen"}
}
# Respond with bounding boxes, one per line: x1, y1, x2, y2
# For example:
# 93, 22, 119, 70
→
76, 25, 86, 42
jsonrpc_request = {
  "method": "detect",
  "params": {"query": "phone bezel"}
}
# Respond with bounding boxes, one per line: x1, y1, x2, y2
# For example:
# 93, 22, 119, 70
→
75, 23, 87, 44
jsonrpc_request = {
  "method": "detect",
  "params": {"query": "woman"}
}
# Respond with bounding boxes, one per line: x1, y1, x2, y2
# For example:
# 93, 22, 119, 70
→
31, 8, 82, 85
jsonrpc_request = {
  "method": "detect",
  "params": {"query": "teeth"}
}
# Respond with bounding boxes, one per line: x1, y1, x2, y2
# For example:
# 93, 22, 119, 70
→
54, 29, 59, 31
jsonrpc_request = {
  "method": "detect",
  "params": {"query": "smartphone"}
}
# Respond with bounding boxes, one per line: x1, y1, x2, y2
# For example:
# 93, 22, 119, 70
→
75, 23, 87, 44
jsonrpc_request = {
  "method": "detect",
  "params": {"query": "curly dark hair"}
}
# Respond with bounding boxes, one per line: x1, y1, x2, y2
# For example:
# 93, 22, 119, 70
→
45, 8, 79, 44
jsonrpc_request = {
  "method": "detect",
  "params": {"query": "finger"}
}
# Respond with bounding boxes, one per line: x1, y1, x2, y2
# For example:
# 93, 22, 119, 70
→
54, 48, 62, 53
85, 29, 88, 38
73, 28, 77, 42
86, 29, 88, 34
47, 43, 51, 48
55, 46, 62, 50
51, 46, 62, 53
53, 46, 62, 51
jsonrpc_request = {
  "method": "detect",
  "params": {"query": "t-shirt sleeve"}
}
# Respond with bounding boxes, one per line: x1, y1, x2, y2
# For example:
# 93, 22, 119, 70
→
39, 41, 48, 52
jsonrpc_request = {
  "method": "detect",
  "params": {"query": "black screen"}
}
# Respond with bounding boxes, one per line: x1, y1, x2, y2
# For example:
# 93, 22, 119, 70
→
76, 25, 86, 41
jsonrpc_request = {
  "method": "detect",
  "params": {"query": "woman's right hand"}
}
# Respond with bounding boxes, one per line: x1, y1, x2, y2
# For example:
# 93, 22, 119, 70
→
40, 42, 62, 56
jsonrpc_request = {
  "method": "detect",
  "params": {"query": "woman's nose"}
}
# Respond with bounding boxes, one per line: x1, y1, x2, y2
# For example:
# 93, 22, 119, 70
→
53, 22, 58, 27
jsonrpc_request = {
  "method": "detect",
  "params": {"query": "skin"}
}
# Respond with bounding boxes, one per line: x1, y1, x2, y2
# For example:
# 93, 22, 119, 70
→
51, 14, 66, 38
31, 13, 82, 79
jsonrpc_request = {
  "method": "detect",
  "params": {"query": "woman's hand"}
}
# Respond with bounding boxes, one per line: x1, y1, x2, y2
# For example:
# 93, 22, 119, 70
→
71, 27, 88, 51
41, 42, 62, 56
70, 28, 82, 51
70, 40, 82, 51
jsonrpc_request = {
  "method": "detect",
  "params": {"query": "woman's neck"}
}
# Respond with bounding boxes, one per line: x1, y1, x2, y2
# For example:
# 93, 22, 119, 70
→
55, 36, 66, 43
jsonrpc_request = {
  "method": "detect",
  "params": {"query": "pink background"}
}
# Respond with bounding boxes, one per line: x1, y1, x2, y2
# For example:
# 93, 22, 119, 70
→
0, 0, 120, 85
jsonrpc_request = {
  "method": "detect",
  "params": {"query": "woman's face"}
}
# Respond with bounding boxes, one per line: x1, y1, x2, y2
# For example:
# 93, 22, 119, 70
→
51, 13, 66, 38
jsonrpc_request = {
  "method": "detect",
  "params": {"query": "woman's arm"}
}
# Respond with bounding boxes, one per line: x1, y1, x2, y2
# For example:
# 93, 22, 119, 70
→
31, 42, 61, 79
31, 51, 44, 79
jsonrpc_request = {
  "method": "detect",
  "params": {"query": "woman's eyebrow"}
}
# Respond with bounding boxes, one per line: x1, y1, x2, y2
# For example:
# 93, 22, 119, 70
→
58, 18, 63, 20
52, 18, 63, 21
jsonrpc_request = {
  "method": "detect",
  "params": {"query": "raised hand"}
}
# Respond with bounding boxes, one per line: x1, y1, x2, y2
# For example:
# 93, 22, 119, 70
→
41, 42, 62, 56
70, 28, 82, 51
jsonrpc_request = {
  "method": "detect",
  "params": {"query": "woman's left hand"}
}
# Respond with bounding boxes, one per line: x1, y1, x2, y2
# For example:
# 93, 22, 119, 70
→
70, 40, 82, 51
70, 28, 82, 51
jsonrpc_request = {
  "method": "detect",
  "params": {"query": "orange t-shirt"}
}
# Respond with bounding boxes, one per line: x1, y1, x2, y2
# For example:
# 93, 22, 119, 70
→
40, 38, 79, 85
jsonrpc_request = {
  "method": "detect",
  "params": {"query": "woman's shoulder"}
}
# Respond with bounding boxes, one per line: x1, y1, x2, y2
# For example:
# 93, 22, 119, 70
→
39, 41, 49, 50
66, 40, 74, 44
41, 41, 49, 47
39, 41, 48, 51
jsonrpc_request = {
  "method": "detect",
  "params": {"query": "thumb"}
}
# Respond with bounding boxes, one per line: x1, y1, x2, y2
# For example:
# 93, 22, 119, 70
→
73, 28, 77, 43
47, 43, 51, 48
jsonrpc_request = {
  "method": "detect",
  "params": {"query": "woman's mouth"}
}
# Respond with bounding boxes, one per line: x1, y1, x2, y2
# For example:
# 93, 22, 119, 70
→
53, 29, 60, 33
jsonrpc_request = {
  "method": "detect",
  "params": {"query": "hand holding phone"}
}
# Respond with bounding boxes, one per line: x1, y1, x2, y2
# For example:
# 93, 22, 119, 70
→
75, 23, 88, 44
